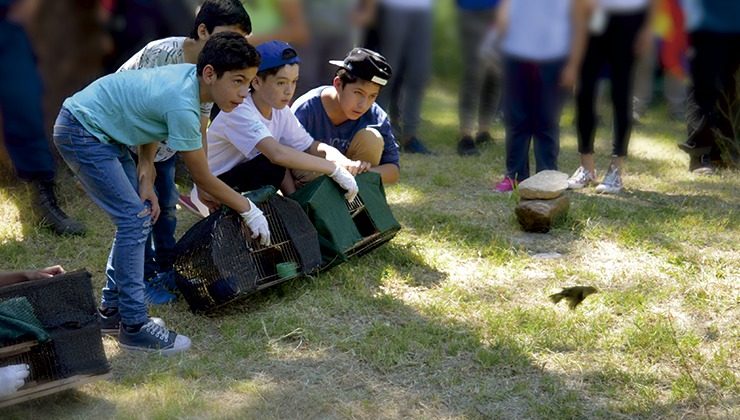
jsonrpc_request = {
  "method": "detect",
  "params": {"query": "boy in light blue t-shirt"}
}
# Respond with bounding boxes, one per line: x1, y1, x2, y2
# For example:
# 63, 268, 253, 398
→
53, 32, 270, 356
117, 0, 252, 304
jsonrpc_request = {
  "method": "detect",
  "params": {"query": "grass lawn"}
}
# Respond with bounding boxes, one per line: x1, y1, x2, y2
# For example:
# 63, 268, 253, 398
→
1, 80, 737, 419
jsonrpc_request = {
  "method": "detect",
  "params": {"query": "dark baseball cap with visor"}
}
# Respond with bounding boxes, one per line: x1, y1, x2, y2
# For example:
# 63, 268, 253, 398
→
329, 48, 392, 86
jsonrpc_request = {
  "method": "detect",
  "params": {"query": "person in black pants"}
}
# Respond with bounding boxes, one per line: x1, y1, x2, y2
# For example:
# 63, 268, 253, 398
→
679, 22, 740, 173
568, 1, 656, 194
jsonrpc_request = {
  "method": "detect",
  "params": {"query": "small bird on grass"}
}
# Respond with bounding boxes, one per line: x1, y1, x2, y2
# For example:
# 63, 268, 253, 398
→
549, 286, 598, 309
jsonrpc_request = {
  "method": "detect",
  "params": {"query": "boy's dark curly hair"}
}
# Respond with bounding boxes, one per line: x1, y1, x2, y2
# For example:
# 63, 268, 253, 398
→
198, 32, 260, 77
191, 0, 252, 39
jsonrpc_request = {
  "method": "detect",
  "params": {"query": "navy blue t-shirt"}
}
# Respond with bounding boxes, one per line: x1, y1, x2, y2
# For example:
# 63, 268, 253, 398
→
457, 0, 499, 11
292, 86, 400, 168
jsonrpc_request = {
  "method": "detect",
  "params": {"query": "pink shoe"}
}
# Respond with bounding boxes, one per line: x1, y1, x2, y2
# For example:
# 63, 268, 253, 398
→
493, 177, 515, 193
177, 194, 204, 217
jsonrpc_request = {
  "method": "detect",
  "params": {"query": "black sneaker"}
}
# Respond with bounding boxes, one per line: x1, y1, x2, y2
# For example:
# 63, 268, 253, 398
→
402, 137, 434, 155
457, 136, 480, 156
99, 307, 165, 336
474, 131, 494, 146
118, 320, 191, 356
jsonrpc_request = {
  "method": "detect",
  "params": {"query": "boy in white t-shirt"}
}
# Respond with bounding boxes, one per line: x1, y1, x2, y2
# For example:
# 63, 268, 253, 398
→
195, 41, 361, 216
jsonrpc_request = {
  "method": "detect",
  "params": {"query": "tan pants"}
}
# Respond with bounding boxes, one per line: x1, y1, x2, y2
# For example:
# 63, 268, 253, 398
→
292, 128, 384, 188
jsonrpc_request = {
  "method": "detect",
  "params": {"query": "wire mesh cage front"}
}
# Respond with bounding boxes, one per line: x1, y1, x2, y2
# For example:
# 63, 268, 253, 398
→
289, 172, 401, 269
174, 193, 322, 313
0, 269, 110, 399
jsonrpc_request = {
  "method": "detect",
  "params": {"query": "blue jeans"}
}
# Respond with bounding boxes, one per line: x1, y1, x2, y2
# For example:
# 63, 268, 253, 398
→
503, 56, 566, 181
53, 108, 151, 325
0, 21, 55, 182
141, 156, 178, 280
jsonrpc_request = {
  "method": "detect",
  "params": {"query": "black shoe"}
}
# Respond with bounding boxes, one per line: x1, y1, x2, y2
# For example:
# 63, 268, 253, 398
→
402, 137, 434, 155
678, 116, 711, 156
34, 180, 86, 236
474, 131, 494, 146
457, 136, 480, 156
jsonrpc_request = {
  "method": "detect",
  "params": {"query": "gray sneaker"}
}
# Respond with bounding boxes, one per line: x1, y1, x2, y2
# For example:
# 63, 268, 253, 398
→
567, 166, 596, 189
595, 165, 623, 194
119, 320, 191, 356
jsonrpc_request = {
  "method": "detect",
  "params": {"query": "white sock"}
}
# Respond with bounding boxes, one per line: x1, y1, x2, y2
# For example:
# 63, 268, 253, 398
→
0, 364, 30, 397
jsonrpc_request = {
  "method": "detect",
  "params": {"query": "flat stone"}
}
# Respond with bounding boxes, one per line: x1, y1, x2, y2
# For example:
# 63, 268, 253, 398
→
518, 170, 569, 200
515, 195, 570, 233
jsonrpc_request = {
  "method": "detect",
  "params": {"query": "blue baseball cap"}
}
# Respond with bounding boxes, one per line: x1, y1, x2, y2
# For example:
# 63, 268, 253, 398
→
255, 40, 301, 72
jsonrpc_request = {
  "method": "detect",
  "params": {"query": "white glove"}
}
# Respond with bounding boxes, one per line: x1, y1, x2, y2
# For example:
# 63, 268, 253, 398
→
329, 165, 359, 202
240, 199, 271, 246
0, 364, 30, 397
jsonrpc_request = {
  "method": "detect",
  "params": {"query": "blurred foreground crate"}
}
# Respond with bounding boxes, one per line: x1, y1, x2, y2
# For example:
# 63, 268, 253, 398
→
0, 270, 110, 408
174, 193, 322, 313
289, 172, 401, 268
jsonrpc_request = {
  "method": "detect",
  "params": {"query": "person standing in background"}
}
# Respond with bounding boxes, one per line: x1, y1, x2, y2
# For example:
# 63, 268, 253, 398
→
632, 0, 688, 123
455, 0, 501, 157
373, 0, 435, 155
678, 0, 740, 174
568, 0, 658, 194
493, 0, 590, 192
295, 0, 377, 98
0, 0, 85, 235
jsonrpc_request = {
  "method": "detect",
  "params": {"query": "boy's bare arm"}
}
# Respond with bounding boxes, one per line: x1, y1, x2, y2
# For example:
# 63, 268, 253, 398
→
370, 163, 399, 185
179, 149, 252, 213
307, 141, 371, 175
0, 265, 65, 288
137, 143, 160, 222
258, 137, 336, 174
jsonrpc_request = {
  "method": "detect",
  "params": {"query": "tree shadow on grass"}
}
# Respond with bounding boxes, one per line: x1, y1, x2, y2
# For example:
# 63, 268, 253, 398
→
4, 236, 587, 418
2, 389, 116, 418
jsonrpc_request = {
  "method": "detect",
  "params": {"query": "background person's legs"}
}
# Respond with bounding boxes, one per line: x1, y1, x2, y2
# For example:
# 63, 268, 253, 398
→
0, 21, 84, 235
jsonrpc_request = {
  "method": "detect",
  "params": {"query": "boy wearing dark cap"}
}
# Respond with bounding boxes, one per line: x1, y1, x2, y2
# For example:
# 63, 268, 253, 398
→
292, 48, 400, 185
193, 40, 359, 216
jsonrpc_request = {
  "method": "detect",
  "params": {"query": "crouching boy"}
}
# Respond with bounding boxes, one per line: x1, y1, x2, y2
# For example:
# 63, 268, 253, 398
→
291, 48, 400, 185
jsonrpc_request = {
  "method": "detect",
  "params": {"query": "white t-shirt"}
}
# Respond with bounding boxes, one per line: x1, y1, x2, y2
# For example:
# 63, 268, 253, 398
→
207, 94, 314, 176
118, 37, 213, 162
598, 0, 650, 12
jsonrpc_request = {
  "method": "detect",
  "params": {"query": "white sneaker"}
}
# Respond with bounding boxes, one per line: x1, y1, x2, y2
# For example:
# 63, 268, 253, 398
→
567, 166, 596, 189
595, 165, 623, 194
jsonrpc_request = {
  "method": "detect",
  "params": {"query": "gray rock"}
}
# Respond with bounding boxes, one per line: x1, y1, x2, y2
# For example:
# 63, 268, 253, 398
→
515, 195, 570, 233
518, 170, 569, 200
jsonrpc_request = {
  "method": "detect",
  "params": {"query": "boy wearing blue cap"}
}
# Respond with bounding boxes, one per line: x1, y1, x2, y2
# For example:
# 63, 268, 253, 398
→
195, 40, 359, 216
52, 33, 270, 355
292, 48, 400, 185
